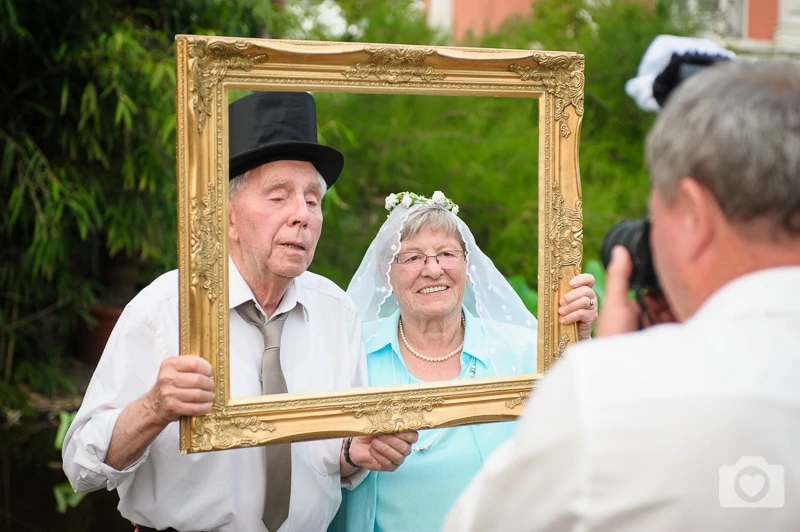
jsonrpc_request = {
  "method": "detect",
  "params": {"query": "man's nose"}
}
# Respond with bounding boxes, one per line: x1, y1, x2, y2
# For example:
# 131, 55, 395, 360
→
289, 196, 310, 226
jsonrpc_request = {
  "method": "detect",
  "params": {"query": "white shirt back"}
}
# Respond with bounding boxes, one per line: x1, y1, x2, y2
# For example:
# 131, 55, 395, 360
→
445, 267, 800, 532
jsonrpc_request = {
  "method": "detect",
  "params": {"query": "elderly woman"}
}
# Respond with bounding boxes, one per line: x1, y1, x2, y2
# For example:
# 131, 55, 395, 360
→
331, 191, 598, 532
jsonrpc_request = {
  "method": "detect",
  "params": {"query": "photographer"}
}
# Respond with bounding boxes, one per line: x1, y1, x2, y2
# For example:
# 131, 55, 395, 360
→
443, 59, 800, 531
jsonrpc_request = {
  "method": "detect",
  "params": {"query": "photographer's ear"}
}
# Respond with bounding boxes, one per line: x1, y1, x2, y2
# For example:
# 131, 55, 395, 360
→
676, 177, 718, 262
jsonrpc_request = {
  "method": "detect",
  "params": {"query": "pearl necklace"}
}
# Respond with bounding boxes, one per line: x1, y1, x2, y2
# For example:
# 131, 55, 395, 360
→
398, 313, 466, 363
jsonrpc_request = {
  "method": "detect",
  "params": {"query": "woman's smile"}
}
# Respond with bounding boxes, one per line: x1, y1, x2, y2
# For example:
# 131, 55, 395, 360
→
419, 285, 449, 294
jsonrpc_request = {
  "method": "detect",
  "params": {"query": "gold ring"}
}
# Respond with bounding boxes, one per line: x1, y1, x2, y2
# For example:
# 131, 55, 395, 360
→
587, 297, 594, 309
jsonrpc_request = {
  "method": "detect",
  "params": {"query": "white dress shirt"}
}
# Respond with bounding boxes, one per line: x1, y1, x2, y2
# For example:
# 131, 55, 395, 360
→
445, 267, 800, 532
63, 259, 367, 532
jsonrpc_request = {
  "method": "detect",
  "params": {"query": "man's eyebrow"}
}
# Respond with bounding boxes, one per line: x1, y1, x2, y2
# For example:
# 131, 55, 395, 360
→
263, 177, 291, 189
262, 177, 322, 192
305, 181, 323, 195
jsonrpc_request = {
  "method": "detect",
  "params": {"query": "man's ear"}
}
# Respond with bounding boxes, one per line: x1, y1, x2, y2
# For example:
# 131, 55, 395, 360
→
228, 201, 239, 242
676, 177, 719, 262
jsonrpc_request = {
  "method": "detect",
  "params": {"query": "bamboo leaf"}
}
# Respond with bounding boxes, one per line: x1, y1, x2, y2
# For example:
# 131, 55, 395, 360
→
59, 81, 69, 116
1, 136, 15, 179
53, 410, 77, 450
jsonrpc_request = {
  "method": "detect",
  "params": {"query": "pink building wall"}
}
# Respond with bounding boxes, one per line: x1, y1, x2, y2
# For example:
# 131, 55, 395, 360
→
423, 0, 783, 44
451, 0, 533, 41
748, 0, 779, 40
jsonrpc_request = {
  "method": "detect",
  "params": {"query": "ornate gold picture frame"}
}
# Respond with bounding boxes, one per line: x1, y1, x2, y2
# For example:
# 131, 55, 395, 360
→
175, 34, 584, 453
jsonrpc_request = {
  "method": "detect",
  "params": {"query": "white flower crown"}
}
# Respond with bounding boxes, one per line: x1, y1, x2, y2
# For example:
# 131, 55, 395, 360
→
384, 191, 460, 216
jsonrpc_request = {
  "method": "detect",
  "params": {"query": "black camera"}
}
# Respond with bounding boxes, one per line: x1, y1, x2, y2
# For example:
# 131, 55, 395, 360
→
600, 219, 660, 294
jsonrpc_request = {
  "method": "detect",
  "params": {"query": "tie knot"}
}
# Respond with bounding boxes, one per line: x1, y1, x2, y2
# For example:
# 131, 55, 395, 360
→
236, 300, 266, 326
236, 300, 291, 324
236, 301, 289, 351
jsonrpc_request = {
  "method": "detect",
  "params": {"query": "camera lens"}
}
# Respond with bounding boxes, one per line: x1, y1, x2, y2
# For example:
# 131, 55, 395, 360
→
600, 219, 660, 293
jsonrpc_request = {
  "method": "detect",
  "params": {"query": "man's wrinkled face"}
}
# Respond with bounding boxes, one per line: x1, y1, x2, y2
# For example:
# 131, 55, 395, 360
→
229, 160, 323, 283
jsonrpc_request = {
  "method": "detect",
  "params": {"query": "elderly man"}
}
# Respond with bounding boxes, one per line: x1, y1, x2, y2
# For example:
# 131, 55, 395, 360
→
444, 60, 800, 531
63, 92, 416, 532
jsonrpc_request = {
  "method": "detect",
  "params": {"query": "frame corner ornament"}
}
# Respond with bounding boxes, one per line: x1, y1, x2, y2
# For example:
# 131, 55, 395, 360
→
188, 39, 270, 133
509, 53, 585, 137
343, 47, 446, 84
190, 409, 276, 453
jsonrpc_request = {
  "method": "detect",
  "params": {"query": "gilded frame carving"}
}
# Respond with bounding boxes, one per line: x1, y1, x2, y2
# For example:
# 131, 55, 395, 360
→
175, 35, 584, 453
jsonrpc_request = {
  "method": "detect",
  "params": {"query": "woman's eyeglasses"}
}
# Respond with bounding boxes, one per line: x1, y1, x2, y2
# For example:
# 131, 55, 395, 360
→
394, 250, 465, 269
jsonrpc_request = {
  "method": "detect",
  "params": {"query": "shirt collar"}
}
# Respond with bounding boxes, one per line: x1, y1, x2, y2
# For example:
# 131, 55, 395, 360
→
463, 309, 491, 367
364, 307, 491, 367
227, 257, 309, 321
691, 266, 800, 323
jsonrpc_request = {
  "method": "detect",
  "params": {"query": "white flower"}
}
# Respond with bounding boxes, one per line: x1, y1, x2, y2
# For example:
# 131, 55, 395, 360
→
384, 193, 399, 210
384, 190, 460, 217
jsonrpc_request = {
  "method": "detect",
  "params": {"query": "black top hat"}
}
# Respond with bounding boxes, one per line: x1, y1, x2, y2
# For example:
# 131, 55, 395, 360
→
228, 91, 344, 187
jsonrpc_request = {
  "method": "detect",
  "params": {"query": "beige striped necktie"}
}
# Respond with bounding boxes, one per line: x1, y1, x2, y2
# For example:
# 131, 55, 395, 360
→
236, 301, 292, 532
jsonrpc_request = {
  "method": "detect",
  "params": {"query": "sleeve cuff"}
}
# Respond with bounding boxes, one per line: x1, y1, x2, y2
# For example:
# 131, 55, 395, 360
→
341, 467, 369, 490
72, 408, 150, 491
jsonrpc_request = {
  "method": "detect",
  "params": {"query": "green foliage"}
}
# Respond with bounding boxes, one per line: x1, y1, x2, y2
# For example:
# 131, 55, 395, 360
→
54, 410, 78, 450
0, 0, 289, 402
507, 275, 539, 317
14, 360, 76, 397
479, 0, 700, 266
307, 0, 695, 290
2, 0, 698, 405
53, 481, 86, 514
53, 410, 85, 513
0, 380, 32, 414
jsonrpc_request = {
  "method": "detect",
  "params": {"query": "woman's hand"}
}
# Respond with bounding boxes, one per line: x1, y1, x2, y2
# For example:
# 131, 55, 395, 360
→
340, 432, 419, 477
559, 272, 599, 341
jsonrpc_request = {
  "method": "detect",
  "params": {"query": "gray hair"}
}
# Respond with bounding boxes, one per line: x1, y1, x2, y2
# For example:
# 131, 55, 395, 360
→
229, 170, 250, 200
401, 205, 463, 244
229, 166, 328, 201
646, 60, 800, 235
380, 205, 465, 266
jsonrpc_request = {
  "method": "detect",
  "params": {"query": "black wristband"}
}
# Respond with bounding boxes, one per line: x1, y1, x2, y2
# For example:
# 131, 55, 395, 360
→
343, 437, 358, 468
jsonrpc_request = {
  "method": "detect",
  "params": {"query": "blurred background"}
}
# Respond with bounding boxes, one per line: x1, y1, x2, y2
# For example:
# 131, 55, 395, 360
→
2, 0, 798, 529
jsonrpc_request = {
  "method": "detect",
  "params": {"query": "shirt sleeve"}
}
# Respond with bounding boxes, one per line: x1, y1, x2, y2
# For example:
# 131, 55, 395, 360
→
340, 298, 370, 490
62, 303, 170, 492
341, 465, 370, 490
442, 350, 587, 532
347, 299, 368, 390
